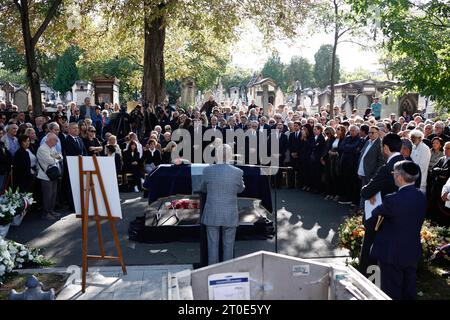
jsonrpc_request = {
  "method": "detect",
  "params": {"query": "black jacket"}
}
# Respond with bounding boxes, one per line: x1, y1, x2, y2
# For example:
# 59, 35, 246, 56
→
358, 138, 385, 180
123, 150, 141, 169
360, 154, 420, 199
0, 141, 12, 175
142, 149, 162, 167
63, 135, 88, 156
311, 134, 327, 163
13, 147, 32, 192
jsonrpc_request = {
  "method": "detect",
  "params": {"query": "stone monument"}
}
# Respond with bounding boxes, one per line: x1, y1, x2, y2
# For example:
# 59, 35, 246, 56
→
180, 77, 196, 106
13, 89, 29, 111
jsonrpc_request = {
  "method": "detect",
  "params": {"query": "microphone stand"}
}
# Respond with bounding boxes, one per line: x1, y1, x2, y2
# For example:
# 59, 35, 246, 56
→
233, 159, 292, 254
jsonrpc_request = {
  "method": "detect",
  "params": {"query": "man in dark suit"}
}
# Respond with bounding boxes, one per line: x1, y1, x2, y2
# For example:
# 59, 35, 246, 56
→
244, 121, 259, 165
63, 123, 88, 156
337, 125, 362, 205
288, 121, 302, 188
79, 97, 94, 120
359, 133, 404, 276
310, 124, 327, 193
200, 95, 218, 119
371, 161, 426, 299
69, 107, 81, 123
357, 126, 385, 209
272, 121, 288, 188
63, 122, 88, 212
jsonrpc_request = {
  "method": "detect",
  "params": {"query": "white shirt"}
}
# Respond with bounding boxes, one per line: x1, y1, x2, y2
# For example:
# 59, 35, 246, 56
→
332, 138, 339, 149
387, 152, 401, 163
398, 183, 415, 191
441, 177, 450, 208
27, 149, 37, 174
411, 141, 431, 192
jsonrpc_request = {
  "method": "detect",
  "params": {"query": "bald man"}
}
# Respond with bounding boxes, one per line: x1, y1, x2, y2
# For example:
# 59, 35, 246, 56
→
37, 133, 64, 220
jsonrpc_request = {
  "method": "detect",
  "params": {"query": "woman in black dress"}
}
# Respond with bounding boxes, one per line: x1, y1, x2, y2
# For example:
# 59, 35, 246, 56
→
298, 123, 314, 191
123, 141, 142, 192
13, 135, 35, 193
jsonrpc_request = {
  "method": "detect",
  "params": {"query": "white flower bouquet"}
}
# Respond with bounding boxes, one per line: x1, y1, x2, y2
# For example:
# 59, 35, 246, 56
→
0, 236, 49, 284
0, 188, 34, 228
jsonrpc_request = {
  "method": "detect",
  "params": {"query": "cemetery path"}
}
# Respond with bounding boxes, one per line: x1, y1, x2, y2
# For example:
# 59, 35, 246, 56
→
6, 189, 350, 268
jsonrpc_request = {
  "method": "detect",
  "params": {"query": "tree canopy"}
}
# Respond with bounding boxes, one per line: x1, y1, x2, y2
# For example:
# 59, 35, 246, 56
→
314, 44, 341, 89
347, 0, 450, 109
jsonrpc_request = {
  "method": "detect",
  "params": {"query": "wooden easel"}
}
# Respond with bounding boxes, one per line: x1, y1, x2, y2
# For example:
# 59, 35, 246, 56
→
78, 155, 127, 293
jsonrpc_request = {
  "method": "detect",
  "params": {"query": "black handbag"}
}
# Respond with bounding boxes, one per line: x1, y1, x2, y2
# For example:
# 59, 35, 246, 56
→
38, 159, 61, 181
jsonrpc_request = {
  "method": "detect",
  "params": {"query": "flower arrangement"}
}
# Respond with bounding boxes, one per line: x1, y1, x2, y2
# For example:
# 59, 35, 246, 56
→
338, 216, 450, 265
0, 236, 50, 284
338, 215, 365, 259
421, 220, 450, 263
0, 188, 34, 227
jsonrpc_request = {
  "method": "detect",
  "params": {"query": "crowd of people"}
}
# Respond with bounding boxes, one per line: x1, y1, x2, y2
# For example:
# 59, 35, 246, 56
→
0, 96, 449, 228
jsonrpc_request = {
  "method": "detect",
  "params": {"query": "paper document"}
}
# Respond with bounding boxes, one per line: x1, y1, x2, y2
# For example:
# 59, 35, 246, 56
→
208, 273, 250, 300
364, 192, 382, 220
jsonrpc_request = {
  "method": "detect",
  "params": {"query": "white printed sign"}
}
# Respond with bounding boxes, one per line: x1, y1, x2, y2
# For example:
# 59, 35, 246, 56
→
292, 265, 310, 277
208, 273, 250, 300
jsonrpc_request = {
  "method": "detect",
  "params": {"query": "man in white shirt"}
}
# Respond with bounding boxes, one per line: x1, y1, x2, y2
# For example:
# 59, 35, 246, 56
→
410, 129, 431, 193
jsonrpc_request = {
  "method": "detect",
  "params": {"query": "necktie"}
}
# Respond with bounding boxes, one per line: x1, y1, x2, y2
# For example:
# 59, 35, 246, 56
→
76, 137, 82, 152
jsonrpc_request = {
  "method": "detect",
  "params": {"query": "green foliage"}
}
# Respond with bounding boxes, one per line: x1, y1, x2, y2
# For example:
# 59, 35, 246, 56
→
346, 0, 450, 110
165, 80, 181, 104
340, 67, 385, 83
52, 46, 80, 93
221, 67, 253, 90
0, 37, 25, 73
285, 56, 315, 90
0, 68, 27, 86
261, 53, 288, 92
314, 44, 341, 89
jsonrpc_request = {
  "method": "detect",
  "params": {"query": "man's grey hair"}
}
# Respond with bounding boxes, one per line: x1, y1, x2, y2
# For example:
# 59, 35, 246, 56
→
401, 138, 413, 153
434, 121, 445, 129
349, 124, 360, 132
45, 132, 58, 144
394, 160, 420, 183
48, 122, 60, 131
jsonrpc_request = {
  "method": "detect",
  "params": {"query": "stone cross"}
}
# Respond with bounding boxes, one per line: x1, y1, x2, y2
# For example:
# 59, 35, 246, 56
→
9, 275, 55, 300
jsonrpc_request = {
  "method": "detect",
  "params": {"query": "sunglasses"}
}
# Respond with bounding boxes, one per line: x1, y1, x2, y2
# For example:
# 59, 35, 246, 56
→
89, 130, 96, 133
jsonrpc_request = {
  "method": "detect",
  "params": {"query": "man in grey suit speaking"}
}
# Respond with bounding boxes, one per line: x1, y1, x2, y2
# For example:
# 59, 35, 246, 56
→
200, 143, 245, 265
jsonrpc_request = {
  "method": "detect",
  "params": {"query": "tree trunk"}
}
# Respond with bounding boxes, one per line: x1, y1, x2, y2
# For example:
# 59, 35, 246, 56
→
25, 47, 43, 117
330, 30, 338, 118
17, 1, 42, 117
142, 6, 166, 107
15, 0, 62, 117
330, 0, 339, 119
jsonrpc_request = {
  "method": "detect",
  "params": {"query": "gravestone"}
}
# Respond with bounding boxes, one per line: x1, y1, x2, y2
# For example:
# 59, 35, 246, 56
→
354, 94, 370, 115
274, 88, 285, 109
72, 80, 95, 106
195, 90, 203, 108
302, 95, 312, 109
181, 77, 196, 106
342, 99, 352, 116
14, 89, 29, 111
